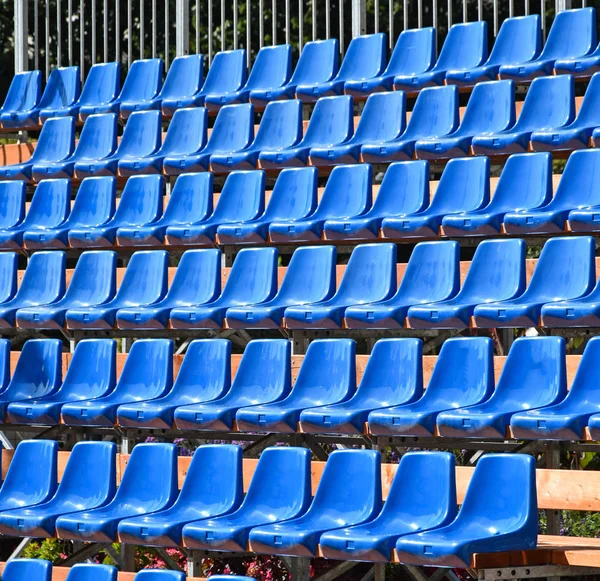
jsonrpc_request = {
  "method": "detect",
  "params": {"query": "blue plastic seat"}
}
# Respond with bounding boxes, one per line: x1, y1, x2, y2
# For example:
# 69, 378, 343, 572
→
0, 116, 75, 182
163, 104, 254, 173
61, 339, 173, 427
32, 113, 118, 181
288, 39, 339, 103
165, 170, 265, 246
236, 339, 355, 433
217, 167, 317, 244
0, 71, 42, 129
269, 164, 372, 243
0, 181, 26, 247
442, 152, 553, 236
182, 447, 311, 552
325, 161, 429, 241
226, 246, 336, 329
56, 443, 177, 542
117, 249, 220, 329
446, 16, 541, 87
395, 454, 537, 568
472, 75, 575, 155
134, 573, 183, 581
153, 54, 205, 116
76, 62, 121, 120
116, 339, 230, 429
437, 337, 566, 440
319, 452, 457, 562
6, 339, 116, 425
259, 95, 353, 168
118, 107, 207, 177
0, 252, 66, 328
66, 250, 168, 330
115, 58, 164, 119
285, 243, 397, 329
310, 92, 406, 166
0, 339, 62, 421
242, 44, 292, 108
0, 442, 116, 537
531, 73, 600, 152
1, 559, 52, 581
0, 253, 18, 308
408, 239, 526, 329
500, 8, 596, 81
394, 22, 487, 92
65, 565, 117, 581
382, 156, 490, 238
210, 100, 302, 172
416, 80, 516, 160
345, 241, 460, 329
368, 337, 494, 437
510, 337, 600, 440
74, 110, 162, 179
118, 444, 243, 546
505, 150, 600, 234
17, 251, 117, 331
474, 236, 596, 328
195, 49, 248, 112
174, 339, 290, 431
249, 450, 382, 557
69, 174, 163, 248
361, 85, 459, 163
25, 177, 116, 250
300, 339, 423, 435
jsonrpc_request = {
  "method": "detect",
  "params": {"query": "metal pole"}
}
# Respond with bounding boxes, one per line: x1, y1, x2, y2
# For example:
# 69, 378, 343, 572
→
208, 0, 212, 62
388, 0, 393, 48
285, 0, 290, 44
352, 0, 366, 37
272, 0, 277, 44
542, 0, 546, 40
176, 0, 190, 56
116, 0, 120, 64
374, 0, 379, 32
463, 0, 466, 22
493, 0, 498, 35
35, 0, 39, 72
140, 0, 144, 58
299, 0, 303, 52
68, 0, 73, 64
166, 0, 170, 66
80, 0, 84, 77
312, 0, 316, 40
128, 0, 132, 68
478, 0, 482, 21
433, 0, 438, 35
326, 0, 330, 38
259, 0, 264, 47
45, 0, 50, 78
196, 0, 200, 53
14, 0, 28, 73
104, 0, 108, 62
234, 0, 238, 49
247, 0, 251, 65
57, 0, 62, 66
152, 0, 156, 58
91, 0, 96, 63
418, 0, 422, 29
447, 0, 452, 35
221, 0, 225, 51
339, 0, 344, 51
403, 0, 407, 31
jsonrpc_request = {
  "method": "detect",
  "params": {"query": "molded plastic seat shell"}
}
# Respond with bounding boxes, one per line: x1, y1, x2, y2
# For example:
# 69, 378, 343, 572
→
289, 40, 339, 103
153, 54, 205, 116
1, 560, 52, 581
0, 71, 42, 129
116, 59, 164, 119
76, 62, 121, 120
34, 66, 81, 124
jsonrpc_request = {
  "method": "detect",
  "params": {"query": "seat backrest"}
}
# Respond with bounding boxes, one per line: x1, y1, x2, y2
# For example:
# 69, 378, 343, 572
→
242, 447, 311, 518
111, 174, 163, 225
302, 95, 354, 147
403, 85, 459, 140
115, 110, 162, 157
315, 163, 372, 218
77, 62, 121, 106
572, 72, 600, 126
486, 15, 541, 66
67, 176, 116, 227
205, 103, 254, 152
165, 248, 221, 304
423, 337, 494, 406
32, 116, 76, 162
335, 243, 397, 303
428, 156, 490, 214
384, 28, 436, 76
1, 71, 41, 112
173, 338, 231, 400
24, 178, 71, 228
119, 58, 164, 102
114, 443, 178, 509
135, 573, 183, 581
158, 54, 204, 99
200, 49, 247, 94
523, 236, 595, 301
158, 107, 208, 156
334, 33, 387, 81
290, 39, 339, 85
514, 75, 575, 132
0, 254, 17, 305
0, 339, 10, 391
263, 166, 318, 221
489, 152, 552, 212
371, 160, 429, 215
251, 99, 303, 151
163, 172, 214, 224
352, 91, 407, 144
434, 21, 488, 71
456, 80, 515, 135
73, 113, 118, 160
564, 336, 600, 403
63, 339, 117, 398
230, 339, 291, 400
276, 245, 336, 304
397, 241, 461, 303
211, 170, 265, 221
551, 148, 600, 208
14, 251, 66, 303
66, 564, 117, 581
220, 247, 278, 303
244, 44, 292, 90
114, 250, 169, 303
62, 250, 117, 304
540, 7, 597, 59
0, 180, 26, 229
38, 66, 81, 109
3, 560, 52, 581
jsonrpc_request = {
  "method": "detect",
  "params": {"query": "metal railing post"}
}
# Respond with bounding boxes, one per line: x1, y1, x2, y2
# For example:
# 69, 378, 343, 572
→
555, 0, 572, 10
14, 0, 28, 72
176, 0, 190, 56
352, 0, 366, 37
